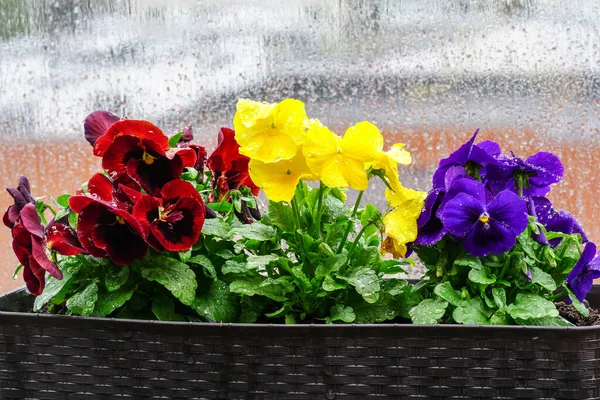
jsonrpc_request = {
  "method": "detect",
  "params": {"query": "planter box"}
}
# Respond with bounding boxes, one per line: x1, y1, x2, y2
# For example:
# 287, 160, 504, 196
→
0, 287, 599, 400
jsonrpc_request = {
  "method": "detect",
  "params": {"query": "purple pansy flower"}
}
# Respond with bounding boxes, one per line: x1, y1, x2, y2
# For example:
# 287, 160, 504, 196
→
441, 179, 528, 257
3, 176, 36, 229
566, 242, 600, 303
486, 152, 563, 197
530, 196, 587, 247
431, 130, 502, 190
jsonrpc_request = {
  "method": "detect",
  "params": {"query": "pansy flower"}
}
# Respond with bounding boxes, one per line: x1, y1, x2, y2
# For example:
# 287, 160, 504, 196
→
441, 179, 528, 257
83, 110, 121, 147
303, 121, 383, 190
93, 119, 169, 157
566, 242, 600, 303
530, 196, 587, 247
233, 98, 308, 163
382, 185, 426, 257
207, 127, 259, 199
249, 148, 317, 203
133, 180, 205, 252
3, 176, 36, 229
69, 177, 147, 266
486, 152, 563, 197
102, 133, 196, 196
11, 204, 64, 295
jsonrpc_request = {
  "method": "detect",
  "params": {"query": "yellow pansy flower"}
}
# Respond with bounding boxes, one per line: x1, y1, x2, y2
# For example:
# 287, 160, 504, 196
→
233, 98, 308, 163
303, 121, 383, 190
248, 148, 317, 203
382, 185, 426, 257
373, 143, 412, 192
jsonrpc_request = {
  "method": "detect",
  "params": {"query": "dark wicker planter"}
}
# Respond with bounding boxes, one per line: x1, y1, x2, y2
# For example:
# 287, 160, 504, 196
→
0, 286, 599, 400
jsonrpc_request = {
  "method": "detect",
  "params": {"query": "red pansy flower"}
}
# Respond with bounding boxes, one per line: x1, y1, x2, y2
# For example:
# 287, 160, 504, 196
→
12, 204, 64, 295
207, 127, 259, 200
69, 178, 147, 266
133, 179, 205, 252
45, 217, 87, 256
84, 110, 121, 147
93, 119, 169, 157
3, 176, 35, 229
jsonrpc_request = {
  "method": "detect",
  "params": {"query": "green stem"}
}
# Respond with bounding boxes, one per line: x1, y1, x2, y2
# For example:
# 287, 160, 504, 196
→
498, 255, 511, 280
314, 182, 325, 239
337, 190, 365, 253
347, 223, 370, 261
291, 197, 302, 232
548, 290, 567, 301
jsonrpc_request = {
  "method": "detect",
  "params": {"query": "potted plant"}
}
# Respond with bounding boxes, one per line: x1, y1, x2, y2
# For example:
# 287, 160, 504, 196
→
1, 99, 598, 400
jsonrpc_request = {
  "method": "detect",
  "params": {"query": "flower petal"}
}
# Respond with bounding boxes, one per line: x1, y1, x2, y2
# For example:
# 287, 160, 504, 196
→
87, 173, 114, 202
303, 125, 339, 176
238, 129, 299, 163
46, 220, 87, 256
340, 121, 383, 163
20, 203, 45, 239
23, 258, 46, 296
441, 193, 484, 237
273, 98, 308, 142
94, 119, 168, 157
487, 190, 528, 235
383, 207, 420, 246
462, 217, 517, 257
31, 236, 62, 279
84, 110, 120, 146
151, 197, 205, 251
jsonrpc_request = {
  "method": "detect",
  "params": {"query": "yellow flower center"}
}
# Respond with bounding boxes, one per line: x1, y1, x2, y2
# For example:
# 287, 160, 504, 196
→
479, 213, 490, 223
158, 205, 167, 222
142, 151, 155, 165
115, 215, 126, 225
286, 169, 291, 175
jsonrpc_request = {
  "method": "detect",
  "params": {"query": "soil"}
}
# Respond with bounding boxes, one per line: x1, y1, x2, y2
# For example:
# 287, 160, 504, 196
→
556, 301, 600, 326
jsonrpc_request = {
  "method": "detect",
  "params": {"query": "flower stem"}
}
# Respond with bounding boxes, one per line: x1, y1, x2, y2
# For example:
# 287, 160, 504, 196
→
314, 182, 325, 239
548, 290, 567, 301
291, 197, 302, 233
347, 223, 371, 261
337, 190, 364, 253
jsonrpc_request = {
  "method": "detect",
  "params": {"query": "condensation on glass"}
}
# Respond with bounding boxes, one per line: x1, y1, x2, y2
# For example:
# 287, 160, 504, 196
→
1, 0, 599, 292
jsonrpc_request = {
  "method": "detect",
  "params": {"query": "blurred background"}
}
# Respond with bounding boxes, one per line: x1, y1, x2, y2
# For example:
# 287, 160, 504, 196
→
1, 0, 599, 293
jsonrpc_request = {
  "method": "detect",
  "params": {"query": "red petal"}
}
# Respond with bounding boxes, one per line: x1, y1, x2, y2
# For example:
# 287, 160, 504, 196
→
151, 196, 205, 251
94, 120, 169, 157
12, 225, 32, 266
132, 194, 162, 237
3, 205, 17, 228
102, 135, 143, 175
88, 173, 114, 202
168, 147, 197, 169
46, 222, 87, 256
160, 179, 202, 203
127, 155, 183, 196
23, 258, 46, 296
20, 203, 44, 239
84, 111, 121, 147
76, 203, 109, 258
91, 220, 148, 266
31, 236, 62, 280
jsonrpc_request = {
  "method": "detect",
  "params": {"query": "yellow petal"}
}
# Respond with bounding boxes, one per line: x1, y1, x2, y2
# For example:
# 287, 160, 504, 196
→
233, 99, 275, 146
303, 125, 339, 176
385, 185, 426, 208
381, 236, 408, 258
387, 143, 412, 165
273, 99, 309, 142
340, 121, 384, 163
341, 156, 369, 190
383, 207, 420, 246
319, 156, 349, 188
238, 130, 298, 163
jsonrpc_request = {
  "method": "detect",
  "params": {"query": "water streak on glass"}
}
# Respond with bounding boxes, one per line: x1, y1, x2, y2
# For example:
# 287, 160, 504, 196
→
1, 0, 599, 292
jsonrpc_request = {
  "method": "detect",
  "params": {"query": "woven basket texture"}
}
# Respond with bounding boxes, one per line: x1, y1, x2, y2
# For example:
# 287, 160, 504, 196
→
0, 287, 599, 400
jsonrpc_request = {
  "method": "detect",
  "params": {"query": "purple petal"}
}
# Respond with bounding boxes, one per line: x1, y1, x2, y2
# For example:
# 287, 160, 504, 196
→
6, 187, 27, 208
462, 217, 518, 257
179, 126, 194, 143
443, 165, 468, 190
18, 176, 35, 203
441, 193, 484, 237
526, 152, 564, 188
475, 140, 502, 158
432, 130, 479, 189
31, 236, 63, 280
486, 190, 528, 236
84, 110, 120, 147
566, 242, 596, 287
437, 177, 485, 219
416, 190, 447, 245
20, 203, 45, 239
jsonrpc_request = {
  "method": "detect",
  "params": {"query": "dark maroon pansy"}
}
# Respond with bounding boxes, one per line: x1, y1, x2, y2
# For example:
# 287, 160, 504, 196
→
84, 111, 121, 147
93, 119, 169, 157
207, 127, 259, 199
3, 176, 36, 229
102, 135, 196, 196
69, 195, 147, 266
133, 179, 205, 252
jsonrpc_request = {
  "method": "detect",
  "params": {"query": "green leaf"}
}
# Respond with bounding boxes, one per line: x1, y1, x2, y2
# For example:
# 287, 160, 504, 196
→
507, 293, 559, 321
151, 296, 185, 321
517, 315, 574, 326
381, 278, 409, 296
530, 266, 557, 291
468, 266, 496, 285
454, 257, 483, 269
315, 254, 347, 277
322, 275, 347, 291
230, 277, 293, 302
181, 167, 199, 182
490, 308, 511, 325
68, 212, 78, 230
168, 131, 184, 148
231, 223, 277, 241
359, 204, 381, 226
56, 194, 71, 208
178, 249, 192, 263
188, 255, 217, 280
12, 264, 23, 280
347, 269, 380, 304
192, 280, 240, 322
66, 282, 99, 316
265, 304, 289, 318
491, 287, 506, 308
322, 196, 346, 222
54, 208, 69, 221
452, 298, 491, 325
247, 255, 280, 268
564, 286, 590, 318
201, 218, 233, 238
95, 285, 136, 317
328, 305, 356, 323
222, 260, 252, 275
352, 292, 400, 323
33, 272, 73, 312
291, 266, 311, 291
433, 281, 462, 306
409, 298, 448, 324
105, 265, 130, 292
378, 259, 410, 275
140, 256, 197, 306
208, 202, 233, 213
267, 201, 295, 232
